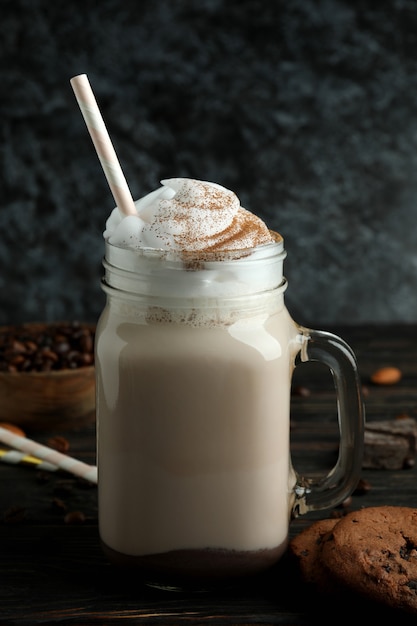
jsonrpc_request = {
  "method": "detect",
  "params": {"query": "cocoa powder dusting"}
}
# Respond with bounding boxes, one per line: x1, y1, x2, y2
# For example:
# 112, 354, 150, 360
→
155, 180, 275, 259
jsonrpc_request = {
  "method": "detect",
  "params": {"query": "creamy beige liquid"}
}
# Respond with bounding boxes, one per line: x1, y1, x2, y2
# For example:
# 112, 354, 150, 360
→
96, 296, 300, 581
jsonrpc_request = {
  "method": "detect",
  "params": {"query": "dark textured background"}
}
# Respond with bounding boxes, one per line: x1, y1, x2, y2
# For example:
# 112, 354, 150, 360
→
2, 0, 417, 327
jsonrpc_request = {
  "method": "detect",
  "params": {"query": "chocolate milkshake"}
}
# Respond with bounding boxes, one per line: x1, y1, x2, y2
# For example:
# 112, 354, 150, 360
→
95, 178, 364, 589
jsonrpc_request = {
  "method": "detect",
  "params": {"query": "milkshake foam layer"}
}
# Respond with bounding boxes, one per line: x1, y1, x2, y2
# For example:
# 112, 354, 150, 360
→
103, 178, 286, 298
104, 178, 277, 259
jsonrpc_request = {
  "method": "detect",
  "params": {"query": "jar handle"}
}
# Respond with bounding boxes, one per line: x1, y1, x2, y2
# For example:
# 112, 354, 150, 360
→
291, 327, 365, 517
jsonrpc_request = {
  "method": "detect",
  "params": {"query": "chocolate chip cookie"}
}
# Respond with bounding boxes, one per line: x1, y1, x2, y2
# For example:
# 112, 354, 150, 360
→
321, 506, 417, 614
288, 518, 339, 592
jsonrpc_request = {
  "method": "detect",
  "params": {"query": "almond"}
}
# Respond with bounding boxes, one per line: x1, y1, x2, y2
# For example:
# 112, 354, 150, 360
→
0, 422, 26, 437
370, 366, 402, 385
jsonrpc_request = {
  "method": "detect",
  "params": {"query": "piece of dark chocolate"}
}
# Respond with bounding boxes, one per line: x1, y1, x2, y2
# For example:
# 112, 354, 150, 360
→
362, 417, 417, 470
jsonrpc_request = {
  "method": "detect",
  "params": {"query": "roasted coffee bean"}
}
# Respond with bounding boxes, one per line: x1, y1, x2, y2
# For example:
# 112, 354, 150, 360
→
353, 478, 372, 495
0, 322, 95, 372
64, 510, 86, 525
9, 354, 25, 366
4, 505, 27, 524
54, 341, 70, 355
80, 333, 93, 354
40, 359, 54, 372
14, 341, 27, 353
81, 353, 94, 366
51, 498, 68, 513
292, 385, 311, 397
40, 348, 59, 362
47, 435, 70, 453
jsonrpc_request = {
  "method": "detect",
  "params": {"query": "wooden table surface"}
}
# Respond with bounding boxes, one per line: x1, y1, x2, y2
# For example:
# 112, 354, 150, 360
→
1, 324, 417, 625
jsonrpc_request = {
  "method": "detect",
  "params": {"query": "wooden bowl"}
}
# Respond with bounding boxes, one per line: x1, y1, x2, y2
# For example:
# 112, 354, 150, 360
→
0, 322, 96, 432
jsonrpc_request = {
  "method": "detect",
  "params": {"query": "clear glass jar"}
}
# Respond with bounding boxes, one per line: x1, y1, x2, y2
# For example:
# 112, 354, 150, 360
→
95, 238, 364, 590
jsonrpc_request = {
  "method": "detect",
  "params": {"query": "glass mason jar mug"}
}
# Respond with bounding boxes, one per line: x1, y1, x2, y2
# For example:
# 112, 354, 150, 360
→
95, 235, 364, 590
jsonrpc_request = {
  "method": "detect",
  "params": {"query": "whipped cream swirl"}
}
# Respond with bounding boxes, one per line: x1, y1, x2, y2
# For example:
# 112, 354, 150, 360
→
104, 178, 275, 258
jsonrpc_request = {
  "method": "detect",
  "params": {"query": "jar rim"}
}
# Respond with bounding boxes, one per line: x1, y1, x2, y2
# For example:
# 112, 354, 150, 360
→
105, 231, 285, 270
102, 233, 286, 299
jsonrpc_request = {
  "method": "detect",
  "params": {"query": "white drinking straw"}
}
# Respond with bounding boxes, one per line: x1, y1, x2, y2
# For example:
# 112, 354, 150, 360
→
0, 426, 97, 484
0, 448, 58, 472
70, 73, 137, 217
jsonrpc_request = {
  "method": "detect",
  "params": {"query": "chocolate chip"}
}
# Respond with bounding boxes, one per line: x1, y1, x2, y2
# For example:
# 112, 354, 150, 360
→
399, 539, 417, 561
